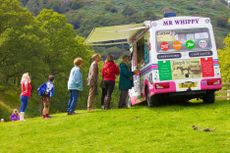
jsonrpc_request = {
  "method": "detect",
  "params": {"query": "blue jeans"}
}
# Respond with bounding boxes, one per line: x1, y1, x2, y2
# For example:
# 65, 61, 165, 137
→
67, 90, 79, 113
20, 96, 28, 112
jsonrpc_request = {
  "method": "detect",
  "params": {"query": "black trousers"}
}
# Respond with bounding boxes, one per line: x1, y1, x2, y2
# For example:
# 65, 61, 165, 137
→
104, 80, 115, 98
103, 80, 115, 109
101, 87, 106, 106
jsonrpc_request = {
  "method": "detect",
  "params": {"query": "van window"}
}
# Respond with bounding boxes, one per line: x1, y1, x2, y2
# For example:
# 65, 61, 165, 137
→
156, 28, 211, 53
137, 38, 145, 68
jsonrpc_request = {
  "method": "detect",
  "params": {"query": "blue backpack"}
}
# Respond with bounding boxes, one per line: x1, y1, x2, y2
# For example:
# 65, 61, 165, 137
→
37, 83, 47, 96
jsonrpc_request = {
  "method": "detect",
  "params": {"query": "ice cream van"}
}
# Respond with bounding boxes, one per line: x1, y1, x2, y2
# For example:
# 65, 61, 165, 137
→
86, 14, 222, 106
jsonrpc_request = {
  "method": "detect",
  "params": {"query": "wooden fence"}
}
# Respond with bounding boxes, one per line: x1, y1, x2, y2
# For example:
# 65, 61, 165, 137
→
216, 82, 230, 100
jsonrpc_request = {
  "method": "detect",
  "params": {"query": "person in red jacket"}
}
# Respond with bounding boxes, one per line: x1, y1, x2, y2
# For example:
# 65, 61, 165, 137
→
102, 55, 120, 110
19, 72, 32, 121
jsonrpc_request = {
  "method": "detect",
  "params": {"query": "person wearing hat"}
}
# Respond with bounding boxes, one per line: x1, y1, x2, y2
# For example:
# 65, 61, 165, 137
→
87, 53, 101, 111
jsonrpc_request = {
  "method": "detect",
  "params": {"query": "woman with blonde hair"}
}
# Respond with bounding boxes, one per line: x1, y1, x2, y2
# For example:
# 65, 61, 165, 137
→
19, 72, 32, 121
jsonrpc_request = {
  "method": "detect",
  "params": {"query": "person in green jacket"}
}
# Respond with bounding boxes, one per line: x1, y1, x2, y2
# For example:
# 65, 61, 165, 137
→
118, 55, 137, 108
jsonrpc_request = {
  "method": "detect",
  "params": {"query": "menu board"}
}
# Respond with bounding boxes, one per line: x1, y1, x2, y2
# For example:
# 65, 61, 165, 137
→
201, 57, 214, 77
158, 61, 172, 81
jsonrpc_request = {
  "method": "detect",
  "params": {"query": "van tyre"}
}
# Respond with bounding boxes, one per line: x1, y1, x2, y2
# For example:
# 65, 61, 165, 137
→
146, 88, 160, 107
203, 91, 215, 104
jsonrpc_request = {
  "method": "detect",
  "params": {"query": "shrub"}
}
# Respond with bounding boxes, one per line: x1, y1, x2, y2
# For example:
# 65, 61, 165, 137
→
105, 4, 118, 13
217, 16, 229, 28
122, 5, 138, 17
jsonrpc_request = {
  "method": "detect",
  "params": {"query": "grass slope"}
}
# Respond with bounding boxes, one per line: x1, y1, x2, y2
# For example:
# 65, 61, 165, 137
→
0, 101, 229, 153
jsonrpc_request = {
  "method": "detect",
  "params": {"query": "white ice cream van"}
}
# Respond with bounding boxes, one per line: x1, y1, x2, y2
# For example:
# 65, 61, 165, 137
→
86, 15, 222, 106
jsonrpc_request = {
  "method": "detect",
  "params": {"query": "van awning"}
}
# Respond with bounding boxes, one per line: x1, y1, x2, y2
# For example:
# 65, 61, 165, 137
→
86, 23, 146, 46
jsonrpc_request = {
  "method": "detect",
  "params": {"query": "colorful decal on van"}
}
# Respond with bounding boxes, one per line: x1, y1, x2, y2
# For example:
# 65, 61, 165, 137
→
158, 61, 172, 81
158, 58, 217, 81
171, 59, 201, 79
201, 57, 214, 77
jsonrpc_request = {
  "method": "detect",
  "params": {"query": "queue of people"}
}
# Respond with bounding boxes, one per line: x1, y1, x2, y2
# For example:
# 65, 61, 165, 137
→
6, 53, 136, 121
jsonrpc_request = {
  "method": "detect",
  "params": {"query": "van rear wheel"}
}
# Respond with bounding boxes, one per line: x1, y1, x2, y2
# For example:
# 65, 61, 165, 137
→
146, 88, 160, 107
203, 91, 215, 104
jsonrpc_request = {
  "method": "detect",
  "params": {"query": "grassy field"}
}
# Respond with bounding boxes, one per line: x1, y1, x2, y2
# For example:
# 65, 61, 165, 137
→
0, 101, 229, 153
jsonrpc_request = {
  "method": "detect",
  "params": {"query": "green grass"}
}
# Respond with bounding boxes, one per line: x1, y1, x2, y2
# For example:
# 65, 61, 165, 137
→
0, 101, 229, 153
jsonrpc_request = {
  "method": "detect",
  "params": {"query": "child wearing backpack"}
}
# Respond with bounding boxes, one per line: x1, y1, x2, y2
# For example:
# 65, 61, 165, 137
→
38, 75, 55, 119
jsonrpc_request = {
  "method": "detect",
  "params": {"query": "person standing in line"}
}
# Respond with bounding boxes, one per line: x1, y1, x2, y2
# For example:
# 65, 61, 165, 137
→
87, 54, 101, 111
118, 55, 137, 108
19, 72, 32, 121
67, 57, 83, 115
100, 58, 108, 109
102, 55, 120, 110
41, 75, 55, 119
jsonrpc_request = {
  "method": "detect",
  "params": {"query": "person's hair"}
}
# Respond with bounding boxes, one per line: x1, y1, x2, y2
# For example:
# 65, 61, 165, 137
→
91, 53, 100, 61
73, 57, 83, 66
20, 72, 31, 84
13, 108, 18, 114
106, 54, 114, 62
48, 75, 55, 82
122, 55, 129, 61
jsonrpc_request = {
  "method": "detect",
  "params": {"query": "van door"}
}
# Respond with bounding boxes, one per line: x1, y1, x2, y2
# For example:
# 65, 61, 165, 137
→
129, 44, 142, 105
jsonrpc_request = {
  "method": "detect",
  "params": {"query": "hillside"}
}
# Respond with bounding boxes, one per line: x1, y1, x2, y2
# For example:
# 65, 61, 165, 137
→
21, 0, 230, 47
0, 101, 229, 153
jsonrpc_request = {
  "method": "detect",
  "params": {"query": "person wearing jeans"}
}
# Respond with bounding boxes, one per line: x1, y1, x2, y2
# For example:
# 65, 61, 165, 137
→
67, 57, 83, 115
19, 72, 31, 121
67, 90, 79, 113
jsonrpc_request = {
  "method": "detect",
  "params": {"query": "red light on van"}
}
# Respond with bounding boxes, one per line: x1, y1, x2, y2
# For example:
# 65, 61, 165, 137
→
207, 78, 221, 86
155, 82, 170, 89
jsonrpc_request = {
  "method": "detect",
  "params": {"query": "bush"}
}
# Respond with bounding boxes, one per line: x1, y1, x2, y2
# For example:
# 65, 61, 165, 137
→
69, 1, 83, 10
217, 17, 229, 28
0, 102, 11, 121
122, 5, 138, 17
143, 11, 158, 20
105, 4, 118, 13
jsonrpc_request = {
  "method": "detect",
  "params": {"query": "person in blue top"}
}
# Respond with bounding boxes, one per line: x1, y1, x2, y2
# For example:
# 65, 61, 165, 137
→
118, 55, 138, 108
67, 57, 83, 115
41, 75, 55, 119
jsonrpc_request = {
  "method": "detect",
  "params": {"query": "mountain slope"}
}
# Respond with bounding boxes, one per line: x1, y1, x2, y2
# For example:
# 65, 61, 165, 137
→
21, 0, 230, 47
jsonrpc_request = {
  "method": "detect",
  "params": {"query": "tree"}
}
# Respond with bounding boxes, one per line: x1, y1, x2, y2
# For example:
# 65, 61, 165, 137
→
218, 33, 230, 82
0, 0, 46, 85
